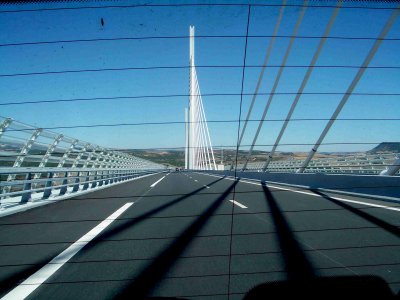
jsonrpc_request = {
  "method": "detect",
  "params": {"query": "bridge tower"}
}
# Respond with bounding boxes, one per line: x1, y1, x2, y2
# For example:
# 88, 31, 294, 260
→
185, 26, 216, 170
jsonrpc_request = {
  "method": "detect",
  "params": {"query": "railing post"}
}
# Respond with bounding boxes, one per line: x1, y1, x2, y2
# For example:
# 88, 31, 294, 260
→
59, 172, 69, 195
91, 171, 98, 188
104, 171, 108, 185
42, 172, 54, 199
80, 146, 96, 190
110, 170, 115, 183
107, 170, 111, 185
21, 173, 32, 203
118, 170, 123, 182
83, 171, 90, 190
114, 171, 118, 182
72, 171, 81, 192
98, 171, 103, 186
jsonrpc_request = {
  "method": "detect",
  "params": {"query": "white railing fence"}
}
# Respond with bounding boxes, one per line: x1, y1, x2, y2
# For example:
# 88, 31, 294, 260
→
0, 117, 165, 208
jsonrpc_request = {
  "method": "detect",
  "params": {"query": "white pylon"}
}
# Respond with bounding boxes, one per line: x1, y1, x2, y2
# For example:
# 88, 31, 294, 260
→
185, 26, 217, 170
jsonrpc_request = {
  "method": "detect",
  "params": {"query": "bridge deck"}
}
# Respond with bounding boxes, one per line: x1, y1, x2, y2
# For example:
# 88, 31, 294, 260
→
0, 172, 399, 299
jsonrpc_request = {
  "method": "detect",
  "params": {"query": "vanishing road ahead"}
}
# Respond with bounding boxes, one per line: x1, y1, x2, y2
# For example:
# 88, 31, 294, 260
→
1, 171, 399, 299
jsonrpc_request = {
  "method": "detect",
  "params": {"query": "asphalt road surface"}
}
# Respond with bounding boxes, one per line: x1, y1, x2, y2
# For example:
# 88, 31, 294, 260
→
0, 171, 399, 299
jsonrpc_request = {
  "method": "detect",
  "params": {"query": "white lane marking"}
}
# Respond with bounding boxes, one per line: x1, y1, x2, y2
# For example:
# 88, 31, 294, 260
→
194, 180, 198, 182
198, 173, 400, 213
262, 184, 400, 212
2, 202, 134, 300
150, 176, 166, 188
229, 200, 248, 209
321, 195, 400, 212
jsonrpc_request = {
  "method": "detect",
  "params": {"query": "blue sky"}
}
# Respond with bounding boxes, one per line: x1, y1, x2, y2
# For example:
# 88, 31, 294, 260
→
0, 0, 399, 153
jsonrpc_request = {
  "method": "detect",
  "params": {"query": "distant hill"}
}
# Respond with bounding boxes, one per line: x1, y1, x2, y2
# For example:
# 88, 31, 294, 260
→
121, 144, 400, 167
123, 149, 185, 167
122, 149, 271, 167
368, 142, 400, 154
122, 148, 336, 167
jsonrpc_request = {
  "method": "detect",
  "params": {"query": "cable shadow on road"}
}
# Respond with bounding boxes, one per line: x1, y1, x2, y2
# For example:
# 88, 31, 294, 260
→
244, 185, 396, 299
81, 177, 226, 254
310, 189, 400, 238
0, 254, 55, 296
115, 180, 239, 299
261, 182, 316, 281
0, 176, 226, 299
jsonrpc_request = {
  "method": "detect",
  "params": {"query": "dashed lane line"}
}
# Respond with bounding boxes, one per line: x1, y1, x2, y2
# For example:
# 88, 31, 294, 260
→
229, 200, 248, 209
150, 176, 166, 188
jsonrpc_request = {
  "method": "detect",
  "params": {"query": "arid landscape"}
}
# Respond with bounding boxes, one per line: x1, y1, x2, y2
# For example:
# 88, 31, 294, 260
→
124, 142, 400, 168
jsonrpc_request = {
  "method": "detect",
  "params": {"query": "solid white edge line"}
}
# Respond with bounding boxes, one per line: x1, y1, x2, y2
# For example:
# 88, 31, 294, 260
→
2, 202, 134, 300
150, 176, 166, 188
198, 173, 400, 213
229, 200, 248, 209
261, 184, 400, 212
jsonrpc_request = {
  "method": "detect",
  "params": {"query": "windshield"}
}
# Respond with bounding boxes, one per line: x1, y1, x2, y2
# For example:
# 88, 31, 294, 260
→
0, 1, 399, 299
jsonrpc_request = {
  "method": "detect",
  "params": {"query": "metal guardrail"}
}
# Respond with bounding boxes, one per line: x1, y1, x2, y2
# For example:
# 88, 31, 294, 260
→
0, 117, 163, 170
0, 168, 163, 208
0, 117, 166, 209
236, 152, 400, 175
